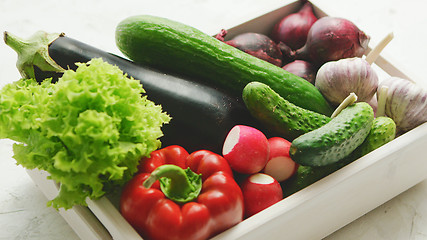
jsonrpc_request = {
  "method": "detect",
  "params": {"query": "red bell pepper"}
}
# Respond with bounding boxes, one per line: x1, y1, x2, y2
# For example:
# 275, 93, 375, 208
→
120, 146, 244, 240
137, 145, 189, 173
186, 149, 233, 181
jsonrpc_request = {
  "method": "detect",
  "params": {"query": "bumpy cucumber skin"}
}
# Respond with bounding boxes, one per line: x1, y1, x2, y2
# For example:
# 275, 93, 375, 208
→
283, 116, 396, 196
242, 82, 331, 140
356, 116, 396, 156
115, 15, 333, 116
290, 102, 374, 167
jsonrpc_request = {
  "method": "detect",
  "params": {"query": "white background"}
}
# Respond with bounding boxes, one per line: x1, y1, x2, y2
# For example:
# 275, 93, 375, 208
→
1, 0, 426, 239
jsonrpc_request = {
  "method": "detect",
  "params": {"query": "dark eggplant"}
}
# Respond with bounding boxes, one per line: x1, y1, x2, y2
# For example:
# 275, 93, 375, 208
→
4, 31, 266, 153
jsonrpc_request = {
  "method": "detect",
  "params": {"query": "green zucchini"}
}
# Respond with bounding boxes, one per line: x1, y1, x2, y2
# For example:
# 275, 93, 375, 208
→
115, 15, 333, 116
290, 102, 374, 167
283, 116, 396, 196
242, 81, 331, 140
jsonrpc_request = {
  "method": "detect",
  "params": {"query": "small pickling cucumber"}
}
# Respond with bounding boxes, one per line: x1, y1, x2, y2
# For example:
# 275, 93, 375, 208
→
115, 15, 333, 116
283, 116, 396, 196
355, 116, 396, 156
242, 82, 331, 140
290, 102, 374, 167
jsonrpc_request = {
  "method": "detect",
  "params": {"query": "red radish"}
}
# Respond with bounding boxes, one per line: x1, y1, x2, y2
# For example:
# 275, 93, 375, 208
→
271, 1, 318, 50
240, 173, 283, 217
222, 125, 270, 174
263, 137, 298, 182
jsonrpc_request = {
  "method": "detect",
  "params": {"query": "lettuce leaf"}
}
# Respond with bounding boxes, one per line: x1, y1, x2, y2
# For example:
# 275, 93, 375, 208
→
0, 58, 170, 209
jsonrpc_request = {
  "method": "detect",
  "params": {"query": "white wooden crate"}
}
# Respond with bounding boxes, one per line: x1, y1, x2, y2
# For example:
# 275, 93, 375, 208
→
27, 1, 427, 239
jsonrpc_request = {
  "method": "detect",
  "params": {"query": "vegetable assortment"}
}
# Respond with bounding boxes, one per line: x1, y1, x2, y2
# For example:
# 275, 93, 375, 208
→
115, 14, 333, 116
3, 31, 262, 153
2, 0, 426, 239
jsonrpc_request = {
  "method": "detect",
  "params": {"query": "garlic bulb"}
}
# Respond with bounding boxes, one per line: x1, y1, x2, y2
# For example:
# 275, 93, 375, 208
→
378, 77, 427, 133
315, 57, 379, 106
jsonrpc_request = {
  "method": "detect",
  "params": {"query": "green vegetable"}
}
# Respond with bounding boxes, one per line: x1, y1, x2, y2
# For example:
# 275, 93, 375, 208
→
356, 116, 396, 156
0, 58, 170, 209
290, 102, 374, 167
242, 81, 331, 140
115, 15, 333, 116
283, 165, 337, 197
284, 116, 396, 196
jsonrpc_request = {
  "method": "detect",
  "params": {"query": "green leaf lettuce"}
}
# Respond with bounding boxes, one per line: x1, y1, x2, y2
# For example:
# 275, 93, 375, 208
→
0, 58, 171, 209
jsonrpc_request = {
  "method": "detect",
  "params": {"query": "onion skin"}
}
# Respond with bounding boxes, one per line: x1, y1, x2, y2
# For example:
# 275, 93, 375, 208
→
220, 32, 283, 67
315, 57, 378, 106
378, 77, 427, 134
294, 17, 370, 66
282, 60, 316, 83
271, 1, 317, 50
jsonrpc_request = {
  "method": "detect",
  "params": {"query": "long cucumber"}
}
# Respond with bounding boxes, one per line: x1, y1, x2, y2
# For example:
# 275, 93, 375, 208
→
115, 15, 333, 115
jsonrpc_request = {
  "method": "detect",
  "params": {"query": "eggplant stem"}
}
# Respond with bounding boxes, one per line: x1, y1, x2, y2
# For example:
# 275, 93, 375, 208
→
4, 31, 27, 54
376, 86, 389, 117
3, 31, 65, 79
331, 93, 358, 118
365, 32, 394, 65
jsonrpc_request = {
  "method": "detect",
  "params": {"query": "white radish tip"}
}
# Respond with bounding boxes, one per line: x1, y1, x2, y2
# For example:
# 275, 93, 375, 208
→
222, 126, 240, 155
249, 173, 275, 184
264, 156, 294, 182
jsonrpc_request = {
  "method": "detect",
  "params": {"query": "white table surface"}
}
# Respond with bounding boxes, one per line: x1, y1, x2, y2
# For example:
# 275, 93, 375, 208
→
1, 0, 426, 239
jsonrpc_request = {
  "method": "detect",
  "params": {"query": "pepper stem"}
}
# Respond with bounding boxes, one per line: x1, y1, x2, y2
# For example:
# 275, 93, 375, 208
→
3, 31, 66, 79
143, 164, 202, 203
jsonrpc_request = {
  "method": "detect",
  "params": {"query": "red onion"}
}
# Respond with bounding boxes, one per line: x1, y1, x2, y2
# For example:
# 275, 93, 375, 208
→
282, 60, 316, 83
215, 30, 283, 67
271, 1, 317, 50
292, 17, 370, 66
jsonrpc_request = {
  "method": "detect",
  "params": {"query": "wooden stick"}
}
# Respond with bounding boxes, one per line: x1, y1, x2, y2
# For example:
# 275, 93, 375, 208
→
365, 32, 394, 65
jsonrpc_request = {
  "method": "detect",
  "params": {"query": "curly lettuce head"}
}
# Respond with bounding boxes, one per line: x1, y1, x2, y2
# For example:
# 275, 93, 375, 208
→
0, 58, 170, 209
